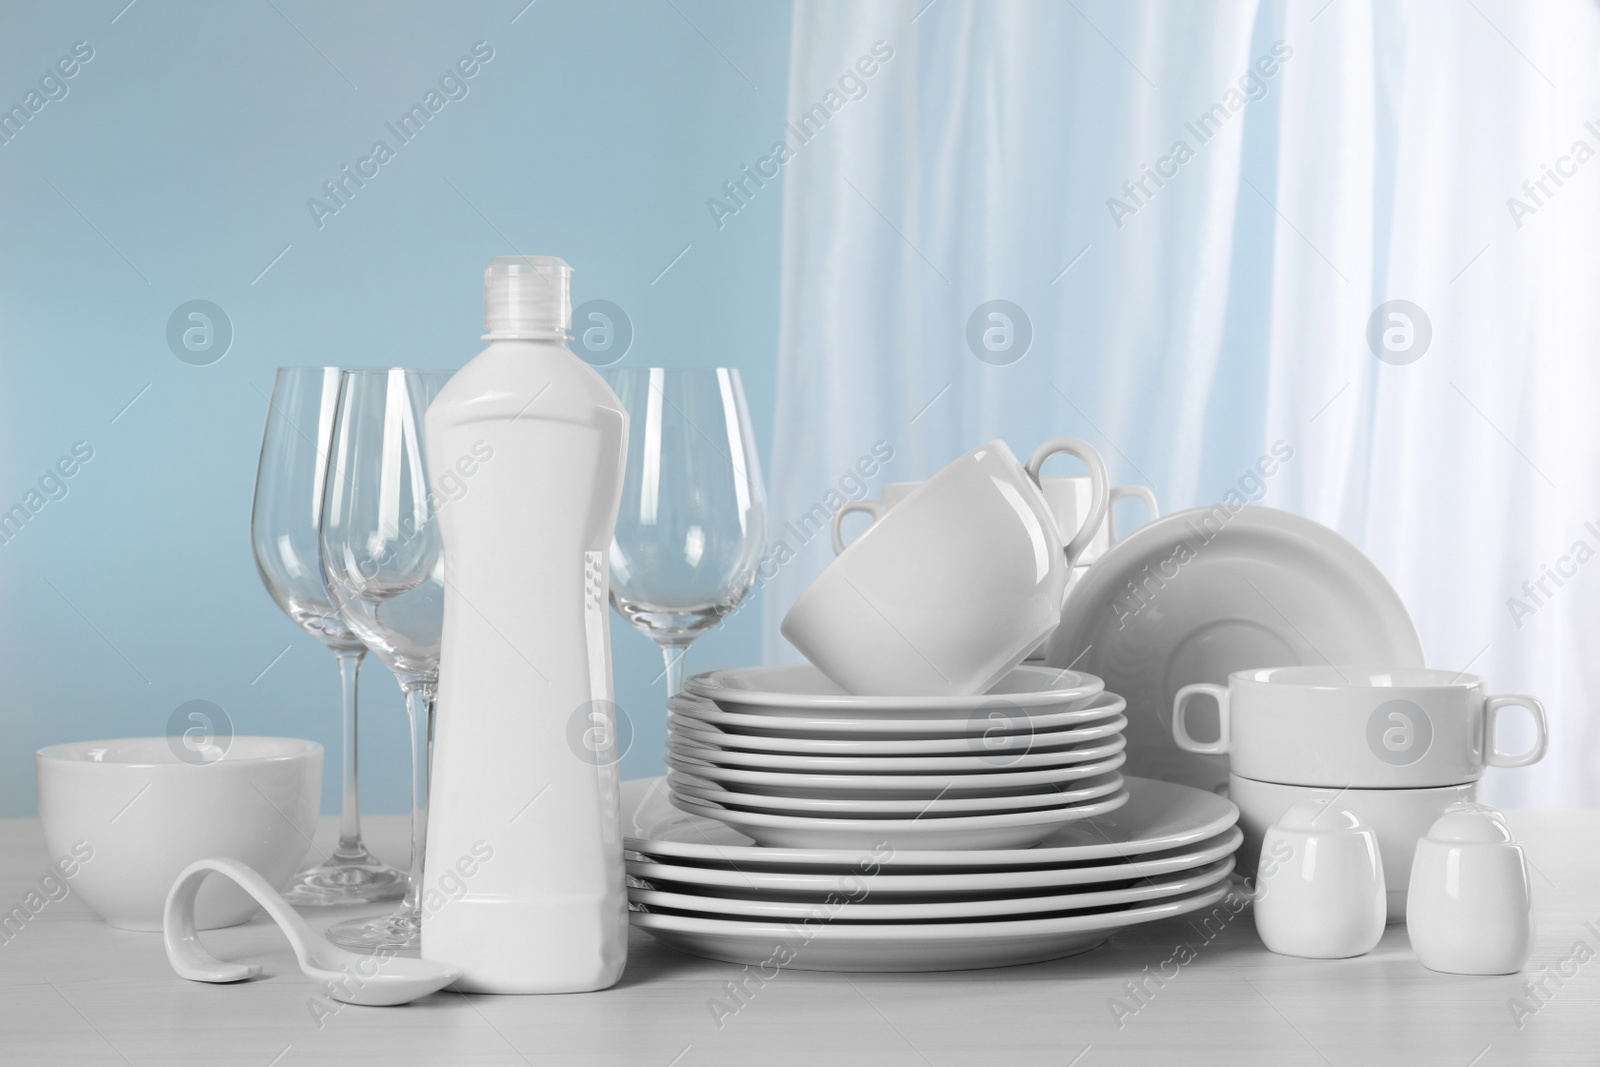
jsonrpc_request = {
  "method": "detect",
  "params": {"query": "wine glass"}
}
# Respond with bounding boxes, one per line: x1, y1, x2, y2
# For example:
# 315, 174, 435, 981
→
319, 368, 452, 953
250, 367, 406, 905
604, 367, 767, 701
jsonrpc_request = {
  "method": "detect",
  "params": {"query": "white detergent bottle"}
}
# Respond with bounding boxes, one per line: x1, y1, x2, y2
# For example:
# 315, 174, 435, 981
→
421, 255, 629, 993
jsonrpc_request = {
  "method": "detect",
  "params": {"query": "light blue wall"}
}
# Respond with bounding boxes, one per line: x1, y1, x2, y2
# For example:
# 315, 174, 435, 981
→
0, 0, 793, 815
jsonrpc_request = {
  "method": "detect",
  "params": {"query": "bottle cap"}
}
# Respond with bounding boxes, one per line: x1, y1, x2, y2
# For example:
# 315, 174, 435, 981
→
483, 256, 571, 341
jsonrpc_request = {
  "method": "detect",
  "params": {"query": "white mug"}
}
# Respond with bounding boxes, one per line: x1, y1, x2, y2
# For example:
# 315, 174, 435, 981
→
834, 477, 1154, 561
1172, 666, 1547, 788
783, 438, 1108, 697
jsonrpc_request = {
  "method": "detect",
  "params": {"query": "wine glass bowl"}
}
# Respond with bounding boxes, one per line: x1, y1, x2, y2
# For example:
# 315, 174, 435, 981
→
604, 367, 767, 697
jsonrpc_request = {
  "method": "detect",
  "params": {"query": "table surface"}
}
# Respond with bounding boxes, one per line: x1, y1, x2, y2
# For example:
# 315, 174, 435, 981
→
2, 808, 1597, 1066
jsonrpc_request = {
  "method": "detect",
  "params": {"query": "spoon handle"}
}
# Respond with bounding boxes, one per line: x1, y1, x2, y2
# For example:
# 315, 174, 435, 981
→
163, 857, 326, 983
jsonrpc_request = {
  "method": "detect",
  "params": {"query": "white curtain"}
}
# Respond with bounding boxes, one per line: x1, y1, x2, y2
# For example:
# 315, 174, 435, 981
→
764, 0, 1600, 807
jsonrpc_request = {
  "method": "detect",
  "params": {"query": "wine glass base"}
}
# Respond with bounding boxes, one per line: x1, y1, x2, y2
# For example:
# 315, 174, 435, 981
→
280, 847, 408, 907
324, 910, 422, 955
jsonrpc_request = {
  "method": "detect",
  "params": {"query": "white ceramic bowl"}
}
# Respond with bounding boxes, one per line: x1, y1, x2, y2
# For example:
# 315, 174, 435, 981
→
1228, 773, 1479, 923
35, 737, 323, 931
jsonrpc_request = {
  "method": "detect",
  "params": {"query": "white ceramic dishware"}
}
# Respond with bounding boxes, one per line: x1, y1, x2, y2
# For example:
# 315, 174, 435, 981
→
1047, 506, 1425, 792
685, 664, 1104, 719
1406, 806, 1535, 975
831, 476, 1155, 564
670, 787, 1130, 850
667, 729, 1127, 774
1173, 667, 1547, 788
164, 858, 461, 1005
36, 737, 322, 931
1252, 800, 1385, 959
668, 769, 1126, 816
666, 750, 1129, 799
626, 827, 1245, 899
669, 700, 1126, 755
629, 882, 1235, 972
783, 438, 1108, 697
1229, 773, 1479, 922
625, 774, 1237, 869
632, 857, 1234, 922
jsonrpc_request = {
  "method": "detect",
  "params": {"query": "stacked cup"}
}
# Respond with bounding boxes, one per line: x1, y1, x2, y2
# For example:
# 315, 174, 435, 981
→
1171, 666, 1547, 921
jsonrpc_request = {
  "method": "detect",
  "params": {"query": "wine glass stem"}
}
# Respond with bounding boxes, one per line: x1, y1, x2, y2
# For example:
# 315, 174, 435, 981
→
400, 679, 436, 917
660, 643, 690, 700
333, 648, 366, 855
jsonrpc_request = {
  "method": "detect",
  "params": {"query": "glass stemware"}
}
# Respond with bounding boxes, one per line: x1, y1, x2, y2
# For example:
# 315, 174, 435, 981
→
319, 368, 452, 953
604, 367, 767, 702
250, 367, 406, 905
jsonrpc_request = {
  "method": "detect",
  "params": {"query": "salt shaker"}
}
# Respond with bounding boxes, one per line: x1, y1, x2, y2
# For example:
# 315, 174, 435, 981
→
1253, 799, 1386, 958
1406, 805, 1534, 975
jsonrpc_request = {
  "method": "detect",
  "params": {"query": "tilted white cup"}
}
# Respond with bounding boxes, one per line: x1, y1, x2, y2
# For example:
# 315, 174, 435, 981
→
833, 476, 1154, 562
784, 438, 1108, 696
1172, 666, 1547, 788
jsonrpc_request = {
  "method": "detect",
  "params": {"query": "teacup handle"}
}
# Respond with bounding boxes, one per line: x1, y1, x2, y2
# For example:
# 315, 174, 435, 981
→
1025, 437, 1109, 565
1108, 485, 1158, 545
1173, 683, 1231, 754
831, 499, 887, 555
1484, 694, 1548, 768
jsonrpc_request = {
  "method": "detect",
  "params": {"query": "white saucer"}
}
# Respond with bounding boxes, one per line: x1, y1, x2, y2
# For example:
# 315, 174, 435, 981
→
627, 826, 1243, 899
668, 688, 1125, 740
670, 788, 1130, 850
631, 856, 1233, 921
624, 774, 1237, 870
630, 881, 1235, 971
669, 703, 1127, 756
685, 664, 1103, 717
667, 728, 1127, 773
665, 751, 1129, 799
668, 769, 1125, 816
1047, 506, 1424, 793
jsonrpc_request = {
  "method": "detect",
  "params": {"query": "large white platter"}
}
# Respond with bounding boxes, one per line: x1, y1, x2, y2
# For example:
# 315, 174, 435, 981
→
631, 857, 1233, 922
668, 689, 1126, 740
629, 881, 1235, 971
1047, 506, 1425, 793
623, 774, 1237, 870
684, 664, 1103, 717
670, 787, 1130, 850
669, 702, 1127, 756
626, 826, 1243, 900
665, 751, 1128, 799
666, 728, 1127, 773
667, 769, 1125, 817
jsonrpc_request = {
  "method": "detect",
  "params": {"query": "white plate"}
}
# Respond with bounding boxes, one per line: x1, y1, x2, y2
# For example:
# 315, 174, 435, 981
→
1047, 506, 1424, 793
631, 857, 1234, 921
668, 688, 1126, 740
624, 774, 1237, 870
684, 664, 1104, 717
666, 751, 1129, 799
669, 701, 1128, 756
667, 769, 1125, 816
670, 788, 1130, 850
627, 827, 1244, 900
630, 881, 1235, 971
667, 728, 1126, 773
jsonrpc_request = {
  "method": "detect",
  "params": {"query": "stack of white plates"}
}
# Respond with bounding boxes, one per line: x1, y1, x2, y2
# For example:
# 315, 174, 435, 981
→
667, 665, 1131, 850
625, 775, 1242, 971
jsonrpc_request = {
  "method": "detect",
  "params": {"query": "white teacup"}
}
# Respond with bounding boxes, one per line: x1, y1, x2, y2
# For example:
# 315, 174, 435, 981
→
1172, 666, 1547, 788
833, 476, 1154, 563
783, 438, 1107, 696
35, 737, 322, 931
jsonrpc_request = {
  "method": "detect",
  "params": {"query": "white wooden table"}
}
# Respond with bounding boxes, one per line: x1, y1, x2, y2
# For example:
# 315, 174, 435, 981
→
2, 808, 1597, 1066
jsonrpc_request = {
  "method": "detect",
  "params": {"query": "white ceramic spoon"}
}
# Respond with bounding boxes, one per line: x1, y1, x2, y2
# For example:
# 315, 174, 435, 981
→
163, 858, 461, 1006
